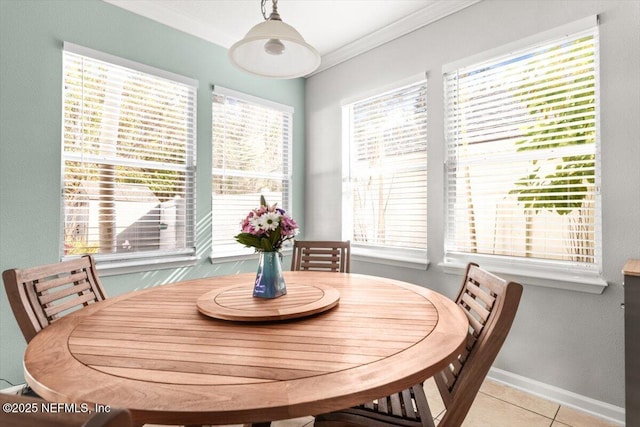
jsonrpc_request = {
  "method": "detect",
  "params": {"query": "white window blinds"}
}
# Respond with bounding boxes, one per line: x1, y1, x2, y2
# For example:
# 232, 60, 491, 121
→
211, 87, 293, 257
61, 44, 197, 262
444, 21, 600, 271
343, 80, 428, 252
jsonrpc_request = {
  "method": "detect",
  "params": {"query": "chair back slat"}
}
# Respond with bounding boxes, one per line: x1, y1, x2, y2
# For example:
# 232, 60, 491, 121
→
18, 257, 94, 282
21, 278, 50, 332
3, 255, 107, 343
389, 393, 403, 417
300, 261, 340, 270
38, 280, 92, 305
34, 270, 89, 293
400, 389, 417, 419
43, 292, 99, 319
377, 395, 389, 413
462, 305, 484, 335
291, 240, 351, 273
461, 292, 490, 322
303, 248, 340, 255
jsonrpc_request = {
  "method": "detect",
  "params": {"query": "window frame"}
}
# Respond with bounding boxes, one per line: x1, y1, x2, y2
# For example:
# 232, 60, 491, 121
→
209, 86, 294, 261
341, 76, 429, 270
441, 16, 606, 293
60, 43, 198, 275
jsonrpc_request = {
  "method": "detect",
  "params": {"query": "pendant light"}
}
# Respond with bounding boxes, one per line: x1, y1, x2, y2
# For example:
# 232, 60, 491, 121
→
229, 0, 321, 79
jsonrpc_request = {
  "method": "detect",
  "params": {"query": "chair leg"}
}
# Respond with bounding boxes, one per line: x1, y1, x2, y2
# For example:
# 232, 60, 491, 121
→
411, 384, 436, 427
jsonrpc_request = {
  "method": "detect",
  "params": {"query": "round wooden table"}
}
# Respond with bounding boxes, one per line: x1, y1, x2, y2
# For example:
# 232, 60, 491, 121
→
24, 272, 469, 426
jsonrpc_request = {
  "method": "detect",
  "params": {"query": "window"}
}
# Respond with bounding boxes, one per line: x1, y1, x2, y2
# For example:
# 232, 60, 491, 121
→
211, 87, 293, 258
342, 79, 428, 265
61, 43, 197, 271
443, 18, 602, 291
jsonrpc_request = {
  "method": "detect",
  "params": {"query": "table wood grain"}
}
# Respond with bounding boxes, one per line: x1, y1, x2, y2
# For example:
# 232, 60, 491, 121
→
624, 259, 640, 276
197, 282, 340, 321
24, 272, 469, 426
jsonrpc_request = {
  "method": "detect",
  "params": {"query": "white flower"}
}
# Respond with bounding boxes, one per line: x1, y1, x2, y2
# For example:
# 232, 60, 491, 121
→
262, 212, 281, 231
249, 215, 265, 231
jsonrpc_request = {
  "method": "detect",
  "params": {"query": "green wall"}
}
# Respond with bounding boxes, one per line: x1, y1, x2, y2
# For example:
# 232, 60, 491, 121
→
0, 0, 306, 386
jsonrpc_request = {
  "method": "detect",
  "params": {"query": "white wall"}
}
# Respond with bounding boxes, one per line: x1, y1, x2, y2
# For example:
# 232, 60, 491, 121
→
305, 0, 640, 414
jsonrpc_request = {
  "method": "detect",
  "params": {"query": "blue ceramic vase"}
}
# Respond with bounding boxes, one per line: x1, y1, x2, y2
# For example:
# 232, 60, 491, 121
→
253, 251, 287, 298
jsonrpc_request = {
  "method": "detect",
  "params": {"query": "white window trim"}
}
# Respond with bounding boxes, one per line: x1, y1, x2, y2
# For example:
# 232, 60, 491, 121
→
209, 247, 293, 265
63, 42, 198, 87
441, 16, 605, 294
212, 86, 294, 115
341, 74, 430, 267
440, 253, 607, 294
442, 15, 598, 74
95, 253, 199, 277
352, 245, 429, 270
60, 43, 198, 274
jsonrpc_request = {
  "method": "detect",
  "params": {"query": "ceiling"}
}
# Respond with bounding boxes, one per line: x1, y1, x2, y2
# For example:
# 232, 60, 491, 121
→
103, 0, 480, 75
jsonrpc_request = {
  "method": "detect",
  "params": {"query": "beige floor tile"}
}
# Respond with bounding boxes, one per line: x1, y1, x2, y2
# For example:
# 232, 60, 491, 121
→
555, 406, 619, 427
423, 377, 446, 418
145, 417, 315, 427
457, 392, 553, 427
272, 416, 315, 427
143, 424, 242, 427
143, 425, 243, 427
480, 379, 560, 418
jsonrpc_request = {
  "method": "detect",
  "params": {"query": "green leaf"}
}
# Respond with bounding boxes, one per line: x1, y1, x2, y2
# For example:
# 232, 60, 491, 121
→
235, 233, 262, 249
261, 237, 272, 252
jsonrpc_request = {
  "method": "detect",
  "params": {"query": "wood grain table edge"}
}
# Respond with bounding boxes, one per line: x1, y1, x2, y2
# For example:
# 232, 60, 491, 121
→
23, 272, 469, 426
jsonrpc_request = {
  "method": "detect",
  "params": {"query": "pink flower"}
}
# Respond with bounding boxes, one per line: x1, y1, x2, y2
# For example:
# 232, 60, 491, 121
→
280, 215, 298, 237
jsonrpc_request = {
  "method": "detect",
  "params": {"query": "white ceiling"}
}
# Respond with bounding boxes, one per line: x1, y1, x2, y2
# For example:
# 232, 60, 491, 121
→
103, 0, 480, 75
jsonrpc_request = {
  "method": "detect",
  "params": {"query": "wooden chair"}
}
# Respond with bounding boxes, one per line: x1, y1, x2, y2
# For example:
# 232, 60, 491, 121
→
291, 240, 351, 273
313, 263, 523, 427
3, 255, 107, 343
0, 393, 132, 427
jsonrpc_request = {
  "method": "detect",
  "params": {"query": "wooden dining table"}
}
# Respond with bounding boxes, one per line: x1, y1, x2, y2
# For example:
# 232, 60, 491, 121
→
24, 271, 469, 426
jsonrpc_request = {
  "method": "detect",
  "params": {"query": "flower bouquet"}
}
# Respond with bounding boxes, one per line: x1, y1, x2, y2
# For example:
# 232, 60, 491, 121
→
235, 196, 298, 298
235, 195, 298, 252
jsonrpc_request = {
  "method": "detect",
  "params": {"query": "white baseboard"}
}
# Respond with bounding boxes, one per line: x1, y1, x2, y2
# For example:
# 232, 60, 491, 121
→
0, 384, 27, 395
488, 367, 625, 426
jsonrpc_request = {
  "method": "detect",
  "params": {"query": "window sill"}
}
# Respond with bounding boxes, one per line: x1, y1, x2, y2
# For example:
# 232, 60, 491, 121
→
352, 247, 429, 270
209, 248, 293, 265
440, 253, 607, 294
92, 254, 199, 276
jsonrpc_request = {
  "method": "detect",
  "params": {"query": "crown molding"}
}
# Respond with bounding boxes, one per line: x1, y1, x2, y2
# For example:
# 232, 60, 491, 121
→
311, 0, 482, 76
103, 0, 482, 78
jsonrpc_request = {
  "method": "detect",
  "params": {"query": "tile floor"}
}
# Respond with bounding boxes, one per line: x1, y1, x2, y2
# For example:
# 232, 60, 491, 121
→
146, 378, 621, 427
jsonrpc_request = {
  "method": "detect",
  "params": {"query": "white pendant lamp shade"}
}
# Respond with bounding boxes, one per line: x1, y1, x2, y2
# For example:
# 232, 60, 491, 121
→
229, 6, 321, 79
